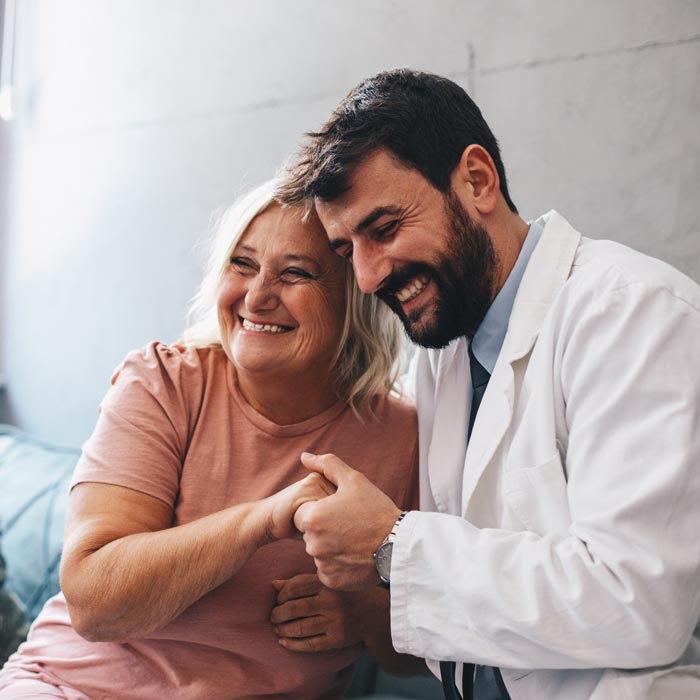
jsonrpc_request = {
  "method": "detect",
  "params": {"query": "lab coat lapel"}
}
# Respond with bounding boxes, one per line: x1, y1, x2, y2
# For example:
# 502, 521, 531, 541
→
460, 211, 582, 514
426, 338, 470, 515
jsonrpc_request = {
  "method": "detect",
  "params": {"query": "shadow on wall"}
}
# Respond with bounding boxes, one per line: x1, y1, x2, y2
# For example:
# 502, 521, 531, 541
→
0, 119, 14, 430
0, 389, 15, 426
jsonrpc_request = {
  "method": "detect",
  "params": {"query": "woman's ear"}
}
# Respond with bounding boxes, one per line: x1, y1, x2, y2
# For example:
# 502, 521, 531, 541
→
452, 144, 500, 215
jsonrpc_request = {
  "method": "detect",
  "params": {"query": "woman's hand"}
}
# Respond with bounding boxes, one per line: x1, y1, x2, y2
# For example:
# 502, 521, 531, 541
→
270, 572, 375, 652
61, 473, 333, 644
263, 473, 336, 542
271, 572, 429, 676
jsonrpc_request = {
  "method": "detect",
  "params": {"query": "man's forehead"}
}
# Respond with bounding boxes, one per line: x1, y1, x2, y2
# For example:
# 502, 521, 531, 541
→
315, 153, 418, 231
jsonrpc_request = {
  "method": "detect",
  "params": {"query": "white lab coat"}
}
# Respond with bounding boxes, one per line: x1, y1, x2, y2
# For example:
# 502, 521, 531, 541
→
390, 211, 700, 699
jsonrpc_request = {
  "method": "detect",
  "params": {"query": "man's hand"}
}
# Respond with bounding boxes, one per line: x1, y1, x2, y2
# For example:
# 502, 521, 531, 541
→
293, 452, 402, 590
270, 573, 378, 652
262, 472, 336, 542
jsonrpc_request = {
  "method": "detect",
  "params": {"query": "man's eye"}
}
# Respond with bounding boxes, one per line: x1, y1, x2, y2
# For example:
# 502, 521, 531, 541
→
376, 221, 399, 239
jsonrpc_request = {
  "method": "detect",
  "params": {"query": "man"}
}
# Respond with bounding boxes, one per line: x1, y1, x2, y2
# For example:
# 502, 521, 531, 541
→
278, 69, 700, 699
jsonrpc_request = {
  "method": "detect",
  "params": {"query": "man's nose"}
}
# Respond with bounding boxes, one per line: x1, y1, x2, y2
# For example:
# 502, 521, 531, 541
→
352, 242, 391, 295
245, 274, 279, 313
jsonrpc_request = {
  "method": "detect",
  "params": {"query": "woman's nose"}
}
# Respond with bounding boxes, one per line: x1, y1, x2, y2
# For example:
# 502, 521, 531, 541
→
245, 274, 279, 313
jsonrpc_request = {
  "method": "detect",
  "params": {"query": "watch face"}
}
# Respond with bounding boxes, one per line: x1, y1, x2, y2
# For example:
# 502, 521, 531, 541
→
375, 541, 393, 583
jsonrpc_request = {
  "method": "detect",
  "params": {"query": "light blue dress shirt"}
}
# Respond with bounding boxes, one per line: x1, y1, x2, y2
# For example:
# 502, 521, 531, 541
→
471, 216, 545, 375
462, 215, 545, 699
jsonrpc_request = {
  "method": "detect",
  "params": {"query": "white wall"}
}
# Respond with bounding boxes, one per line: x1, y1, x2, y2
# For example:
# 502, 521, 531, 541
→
1, 0, 699, 444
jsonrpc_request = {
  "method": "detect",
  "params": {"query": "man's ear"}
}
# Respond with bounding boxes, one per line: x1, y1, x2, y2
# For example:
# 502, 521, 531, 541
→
452, 144, 499, 215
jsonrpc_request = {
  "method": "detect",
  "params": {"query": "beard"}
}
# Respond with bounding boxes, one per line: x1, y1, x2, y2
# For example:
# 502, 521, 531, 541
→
376, 192, 499, 349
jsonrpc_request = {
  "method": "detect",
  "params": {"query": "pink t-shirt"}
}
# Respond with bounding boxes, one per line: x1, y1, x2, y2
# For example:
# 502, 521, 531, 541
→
3, 343, 418, 700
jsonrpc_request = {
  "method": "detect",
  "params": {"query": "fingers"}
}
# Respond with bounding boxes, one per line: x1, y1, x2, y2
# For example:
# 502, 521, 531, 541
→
270, 595, 322, 624
273, 614, 327, 639
300, 471, 336, 499
273, 573, 321, 604
277, 634, 326, 652
279, 635, 363, 654
300, 452, 355, 487
293, 500, 316, 534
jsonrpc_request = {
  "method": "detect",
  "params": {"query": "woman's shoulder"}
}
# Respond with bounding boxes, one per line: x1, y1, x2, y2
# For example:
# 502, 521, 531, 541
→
112, 342, 228, 395
355, 390, 417, 432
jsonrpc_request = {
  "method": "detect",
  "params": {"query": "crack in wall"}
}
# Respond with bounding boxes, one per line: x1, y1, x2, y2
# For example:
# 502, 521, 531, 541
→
466, 41, 476, 96
19, 34, 700, 143
478, 34, 700, 76
17, 87, 338, 144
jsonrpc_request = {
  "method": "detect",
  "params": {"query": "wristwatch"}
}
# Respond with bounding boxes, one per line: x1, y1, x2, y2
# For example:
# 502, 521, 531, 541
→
373, 511, 408, 585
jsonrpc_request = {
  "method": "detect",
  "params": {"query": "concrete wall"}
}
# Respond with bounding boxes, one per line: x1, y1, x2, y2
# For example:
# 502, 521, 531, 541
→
1, 0, 699, 444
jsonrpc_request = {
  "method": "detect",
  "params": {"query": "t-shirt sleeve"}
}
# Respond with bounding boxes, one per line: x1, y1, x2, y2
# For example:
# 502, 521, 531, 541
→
71, 342, 197, 507
369, 393, 420, 513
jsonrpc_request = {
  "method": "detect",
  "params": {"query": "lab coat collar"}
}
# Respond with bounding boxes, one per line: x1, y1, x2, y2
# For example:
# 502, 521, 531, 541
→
460, 210, 581, 512
433, 210, 580, 396
500, 210, 582, 362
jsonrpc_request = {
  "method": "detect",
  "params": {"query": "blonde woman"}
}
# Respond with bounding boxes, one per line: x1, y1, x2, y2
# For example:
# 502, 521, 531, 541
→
0, 181, 419, 700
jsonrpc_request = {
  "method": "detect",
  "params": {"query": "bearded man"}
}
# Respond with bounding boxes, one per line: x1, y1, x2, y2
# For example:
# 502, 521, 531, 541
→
278, 69, 700, 700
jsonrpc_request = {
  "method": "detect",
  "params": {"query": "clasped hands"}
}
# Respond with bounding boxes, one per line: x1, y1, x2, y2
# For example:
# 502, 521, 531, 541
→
267, 452, 402, 653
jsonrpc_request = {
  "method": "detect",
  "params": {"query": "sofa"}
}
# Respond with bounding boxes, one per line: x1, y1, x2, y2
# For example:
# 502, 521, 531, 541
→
0, 424, 442, 699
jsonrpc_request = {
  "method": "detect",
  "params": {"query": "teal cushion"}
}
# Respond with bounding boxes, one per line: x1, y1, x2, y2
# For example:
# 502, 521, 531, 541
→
0, 425, 79, 620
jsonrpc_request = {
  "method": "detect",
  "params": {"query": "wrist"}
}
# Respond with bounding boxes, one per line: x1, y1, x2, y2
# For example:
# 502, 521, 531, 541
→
237, 500, 275, 549
373, 511, 408, 585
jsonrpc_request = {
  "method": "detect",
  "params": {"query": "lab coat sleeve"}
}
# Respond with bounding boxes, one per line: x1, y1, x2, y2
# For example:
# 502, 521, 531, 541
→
390, 280, 700, 670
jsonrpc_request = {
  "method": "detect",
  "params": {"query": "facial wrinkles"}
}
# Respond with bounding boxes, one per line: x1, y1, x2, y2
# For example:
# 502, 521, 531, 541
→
377, 191, 498, 349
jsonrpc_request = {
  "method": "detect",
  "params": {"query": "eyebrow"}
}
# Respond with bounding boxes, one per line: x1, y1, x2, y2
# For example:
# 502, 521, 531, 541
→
328, 239, 348, 253
328, 205, 402, 251
356, 205, 402, 233
235, 245, 320, 267
282, 254, 319, 267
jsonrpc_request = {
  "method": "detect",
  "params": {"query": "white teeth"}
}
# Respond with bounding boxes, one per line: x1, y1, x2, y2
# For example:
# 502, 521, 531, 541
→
396, 276, 429, 303
241, 318, 290, 333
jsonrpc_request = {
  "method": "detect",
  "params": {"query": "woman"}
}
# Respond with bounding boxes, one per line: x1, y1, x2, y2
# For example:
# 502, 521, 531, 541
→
0, 180, 418, 700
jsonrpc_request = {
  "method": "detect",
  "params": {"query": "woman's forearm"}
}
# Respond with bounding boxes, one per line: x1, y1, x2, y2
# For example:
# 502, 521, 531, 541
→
62, 500, 270, 643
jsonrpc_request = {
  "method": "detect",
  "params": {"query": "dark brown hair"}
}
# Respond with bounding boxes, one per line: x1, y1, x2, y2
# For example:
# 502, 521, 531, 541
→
279, 68, 517, 213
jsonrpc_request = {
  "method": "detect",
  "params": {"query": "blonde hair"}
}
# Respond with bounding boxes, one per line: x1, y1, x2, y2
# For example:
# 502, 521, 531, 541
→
182, 179, 403, 411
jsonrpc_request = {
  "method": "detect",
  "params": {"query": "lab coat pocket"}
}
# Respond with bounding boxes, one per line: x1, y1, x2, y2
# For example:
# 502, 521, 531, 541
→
502, 452, 571, 536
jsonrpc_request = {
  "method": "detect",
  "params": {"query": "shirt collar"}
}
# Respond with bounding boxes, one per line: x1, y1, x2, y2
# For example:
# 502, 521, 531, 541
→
470, 216, 545, 374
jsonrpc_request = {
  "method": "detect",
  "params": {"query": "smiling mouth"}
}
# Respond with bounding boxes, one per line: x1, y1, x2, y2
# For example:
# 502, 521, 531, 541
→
395, 275, 430, 304
240, 317, 293, 334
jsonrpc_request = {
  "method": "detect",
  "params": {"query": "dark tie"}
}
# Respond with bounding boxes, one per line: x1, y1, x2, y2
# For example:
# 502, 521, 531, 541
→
440, 345, 510, 700
467, 343, 490, 441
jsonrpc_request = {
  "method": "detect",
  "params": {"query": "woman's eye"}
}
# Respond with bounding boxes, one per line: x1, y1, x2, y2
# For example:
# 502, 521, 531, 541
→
230, 257, 255, 273
282, 267, 313, 281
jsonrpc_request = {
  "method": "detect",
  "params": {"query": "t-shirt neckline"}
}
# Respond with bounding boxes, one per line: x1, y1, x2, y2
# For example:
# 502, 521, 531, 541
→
226, 362, 347, 437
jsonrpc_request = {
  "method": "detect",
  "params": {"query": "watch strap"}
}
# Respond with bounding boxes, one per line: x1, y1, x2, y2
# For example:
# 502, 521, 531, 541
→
383, 510, 408, 545
373, 511, 408, 584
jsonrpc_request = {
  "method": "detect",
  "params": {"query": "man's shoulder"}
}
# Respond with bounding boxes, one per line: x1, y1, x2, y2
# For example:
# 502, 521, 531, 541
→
566, 237, 700, 311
